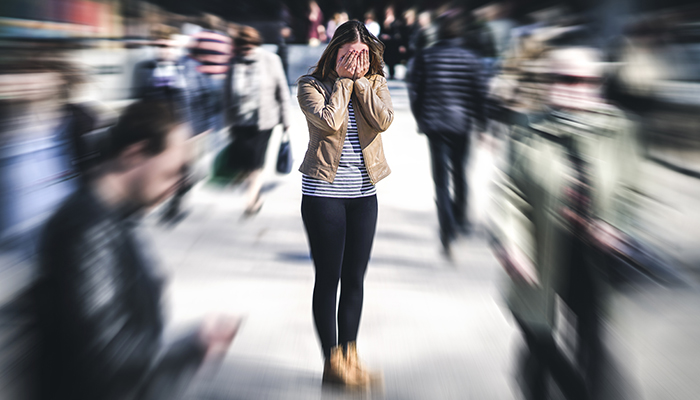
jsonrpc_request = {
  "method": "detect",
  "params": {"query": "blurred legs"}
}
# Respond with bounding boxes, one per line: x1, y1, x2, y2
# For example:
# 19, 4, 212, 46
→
244, 168, 264, 215
428, 132, 470, 249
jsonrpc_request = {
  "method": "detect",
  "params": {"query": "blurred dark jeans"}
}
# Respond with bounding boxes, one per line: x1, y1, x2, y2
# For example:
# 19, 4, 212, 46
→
426, 131, 470, 243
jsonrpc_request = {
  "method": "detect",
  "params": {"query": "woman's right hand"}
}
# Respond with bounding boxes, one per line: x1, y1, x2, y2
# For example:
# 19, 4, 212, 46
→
336, 50, 357, 79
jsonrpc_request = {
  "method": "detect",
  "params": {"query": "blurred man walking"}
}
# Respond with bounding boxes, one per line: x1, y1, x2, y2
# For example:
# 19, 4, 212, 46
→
408, 8, 486, 256
34, 100, 240, 400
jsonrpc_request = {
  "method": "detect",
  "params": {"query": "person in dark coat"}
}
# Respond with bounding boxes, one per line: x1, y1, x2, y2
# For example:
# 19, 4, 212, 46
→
407, 8, 487, 256
34, 100, 240, 400
380, 5, 403, 80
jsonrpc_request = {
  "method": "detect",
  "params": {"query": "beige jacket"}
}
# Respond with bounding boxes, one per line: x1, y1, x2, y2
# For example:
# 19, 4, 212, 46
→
297, 71, 394, 184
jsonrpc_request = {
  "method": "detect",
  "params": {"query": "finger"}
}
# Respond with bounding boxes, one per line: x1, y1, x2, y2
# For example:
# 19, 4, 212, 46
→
344, 50, 355, 66
349, 50, 359, 64
349, 54, 357, 69
343, 57, 353, 71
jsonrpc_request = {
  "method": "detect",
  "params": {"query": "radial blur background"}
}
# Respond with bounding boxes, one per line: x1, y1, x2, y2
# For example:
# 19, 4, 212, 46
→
2, 1, 700, 399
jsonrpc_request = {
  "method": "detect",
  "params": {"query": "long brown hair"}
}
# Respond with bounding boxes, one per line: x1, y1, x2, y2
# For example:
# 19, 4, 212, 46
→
309, 20, 385, 80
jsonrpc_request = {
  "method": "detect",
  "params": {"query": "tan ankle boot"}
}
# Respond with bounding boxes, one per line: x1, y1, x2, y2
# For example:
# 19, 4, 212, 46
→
345, 342, 383, 387
322, 346, 346, 385
323, 345, 371, 389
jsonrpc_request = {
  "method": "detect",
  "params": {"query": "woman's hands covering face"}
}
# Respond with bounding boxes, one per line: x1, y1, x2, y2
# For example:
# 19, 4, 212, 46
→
336, 49, 358, 79
336, 48, 370, 80
353, 49, 369, 80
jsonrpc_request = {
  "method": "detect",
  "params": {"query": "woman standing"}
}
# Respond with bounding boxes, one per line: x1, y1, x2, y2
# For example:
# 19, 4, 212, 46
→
297, 20, 393, 388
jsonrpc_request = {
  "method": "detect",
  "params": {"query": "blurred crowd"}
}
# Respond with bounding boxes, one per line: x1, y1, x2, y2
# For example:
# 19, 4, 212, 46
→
0, 5, 289, 400
408, 2, 699, 400
1, 0, 700, 399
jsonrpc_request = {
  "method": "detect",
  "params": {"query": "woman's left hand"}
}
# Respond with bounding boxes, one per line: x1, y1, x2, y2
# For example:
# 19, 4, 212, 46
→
353, 49, 370, 80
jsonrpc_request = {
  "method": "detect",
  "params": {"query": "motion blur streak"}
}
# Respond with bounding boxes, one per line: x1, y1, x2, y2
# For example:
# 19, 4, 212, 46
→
2, 1, 700, 399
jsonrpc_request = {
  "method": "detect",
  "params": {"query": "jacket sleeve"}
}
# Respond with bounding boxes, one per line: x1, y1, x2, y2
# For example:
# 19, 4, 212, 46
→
352, 76, 394, 132
297, 76, 353, 133
272, 54, 292, 131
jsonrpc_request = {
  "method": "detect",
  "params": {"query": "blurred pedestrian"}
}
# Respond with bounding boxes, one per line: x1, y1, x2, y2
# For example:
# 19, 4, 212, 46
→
0, 55, 109, 263
308, 1, 326, 46
409, 11, 438, 54
132, 26, 187, 111
34, 100, 241, 400
0, 51, 117, 398
399, 8, 417, 64
380, 5, 403, 80
482, 1, 516, 59
278, 4, 295, 79
549, 44, 641, 398
187, 14, 233, 126
407, 8, 487, 257
364, 11, 381, 38
326, 12, 349, 42
160, 17, 233, 224
224, 26, 291, 216
297, 20, 393, 388
490, 42, 642, 400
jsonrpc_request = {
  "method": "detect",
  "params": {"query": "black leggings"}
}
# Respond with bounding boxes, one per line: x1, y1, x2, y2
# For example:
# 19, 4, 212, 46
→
301, 195, 378, 359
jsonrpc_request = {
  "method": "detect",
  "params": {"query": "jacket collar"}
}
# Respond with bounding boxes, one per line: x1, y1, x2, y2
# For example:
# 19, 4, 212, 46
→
435, 37, 464, 47
326, 70, 378, 82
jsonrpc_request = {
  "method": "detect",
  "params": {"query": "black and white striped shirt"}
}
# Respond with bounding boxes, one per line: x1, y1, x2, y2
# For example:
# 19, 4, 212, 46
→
302, 100, 377, 198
